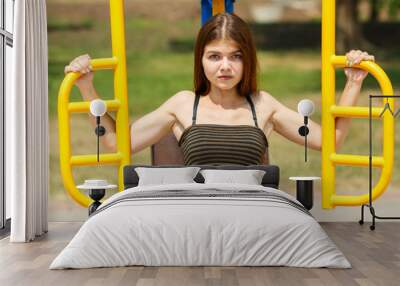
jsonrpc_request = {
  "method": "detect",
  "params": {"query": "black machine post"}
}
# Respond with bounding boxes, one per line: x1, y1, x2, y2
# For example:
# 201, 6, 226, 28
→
298, 116, 310, 162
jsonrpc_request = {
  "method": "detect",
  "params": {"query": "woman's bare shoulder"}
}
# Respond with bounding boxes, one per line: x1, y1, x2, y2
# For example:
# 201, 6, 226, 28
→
161, 90, 195, 112
255, 90, 279, 110
172, 90, 196, 103
257, 90, 274, 101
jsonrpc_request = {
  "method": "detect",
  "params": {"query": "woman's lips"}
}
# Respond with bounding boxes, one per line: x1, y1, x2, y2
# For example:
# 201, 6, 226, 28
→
218, 76, 233, 80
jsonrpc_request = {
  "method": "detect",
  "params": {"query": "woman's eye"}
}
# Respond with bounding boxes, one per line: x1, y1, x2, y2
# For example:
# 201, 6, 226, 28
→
232, 54, 242, 60
209, 55, 220, 60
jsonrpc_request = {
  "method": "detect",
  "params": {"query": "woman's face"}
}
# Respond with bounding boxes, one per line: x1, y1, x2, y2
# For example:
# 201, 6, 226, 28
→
202, 38, 244, 92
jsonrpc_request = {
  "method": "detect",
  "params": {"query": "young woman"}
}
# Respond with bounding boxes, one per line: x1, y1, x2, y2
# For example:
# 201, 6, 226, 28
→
64, 13, 374, 165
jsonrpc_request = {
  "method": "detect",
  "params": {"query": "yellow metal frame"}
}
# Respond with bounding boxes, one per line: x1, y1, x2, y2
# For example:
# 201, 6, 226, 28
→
321, 0, 394, 208
58, 0, 395, 208
58, 1, 130, 207
212, 0, 225, 15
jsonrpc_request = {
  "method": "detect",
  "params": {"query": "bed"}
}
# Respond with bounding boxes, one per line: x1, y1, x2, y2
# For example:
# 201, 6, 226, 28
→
50, 133, 351, 269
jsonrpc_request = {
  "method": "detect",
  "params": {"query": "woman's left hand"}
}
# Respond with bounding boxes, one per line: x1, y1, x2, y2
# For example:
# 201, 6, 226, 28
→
344, 50, 375, 84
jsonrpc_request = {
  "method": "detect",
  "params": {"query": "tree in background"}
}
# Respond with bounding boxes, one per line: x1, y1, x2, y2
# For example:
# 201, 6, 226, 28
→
336, 0, 368, 53
370, 0, 400, 21
336, 0, 400, 53
369, 0, 380, 22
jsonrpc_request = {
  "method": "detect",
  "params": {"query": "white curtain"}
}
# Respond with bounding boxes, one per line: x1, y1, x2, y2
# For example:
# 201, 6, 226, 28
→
7, 0, 49, 242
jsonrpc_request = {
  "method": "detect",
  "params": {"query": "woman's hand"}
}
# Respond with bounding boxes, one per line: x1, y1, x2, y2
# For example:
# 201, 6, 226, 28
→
344, 50, 375, 84
64, 54, 94, 90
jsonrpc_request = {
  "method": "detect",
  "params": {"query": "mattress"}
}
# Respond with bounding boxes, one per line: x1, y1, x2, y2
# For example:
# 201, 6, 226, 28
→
50, 183, 351, 269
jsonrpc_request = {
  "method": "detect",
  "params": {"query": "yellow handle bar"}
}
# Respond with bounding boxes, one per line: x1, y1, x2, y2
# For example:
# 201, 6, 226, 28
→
58, 58, 130, 207
322, 56, 394, 207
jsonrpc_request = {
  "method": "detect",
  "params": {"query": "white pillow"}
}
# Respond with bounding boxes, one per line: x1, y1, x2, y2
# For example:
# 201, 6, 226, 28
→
200, 169, 266, 185
135, 167, 201, 186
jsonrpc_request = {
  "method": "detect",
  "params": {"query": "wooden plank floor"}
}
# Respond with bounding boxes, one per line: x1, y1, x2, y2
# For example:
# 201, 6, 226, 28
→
0, 222, 399, 286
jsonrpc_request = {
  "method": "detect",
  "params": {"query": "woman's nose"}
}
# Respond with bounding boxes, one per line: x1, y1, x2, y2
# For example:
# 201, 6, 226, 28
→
220, 57, 231, 70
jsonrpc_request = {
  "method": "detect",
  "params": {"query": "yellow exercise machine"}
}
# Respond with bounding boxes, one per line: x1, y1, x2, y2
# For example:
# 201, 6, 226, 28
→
321, 1, 394, 208
58, 1, 131, 207
58, 0, 394, 208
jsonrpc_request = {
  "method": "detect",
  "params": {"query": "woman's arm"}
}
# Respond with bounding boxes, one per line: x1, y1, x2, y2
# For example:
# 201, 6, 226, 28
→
269, 95, 322, 151
269, 50, 374, 151
65, 54, 180, 154
129, 93, 186, 153
335, 50, 374, 149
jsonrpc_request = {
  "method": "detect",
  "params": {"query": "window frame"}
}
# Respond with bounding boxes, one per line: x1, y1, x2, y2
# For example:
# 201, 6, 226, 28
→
0, 0, 14, 235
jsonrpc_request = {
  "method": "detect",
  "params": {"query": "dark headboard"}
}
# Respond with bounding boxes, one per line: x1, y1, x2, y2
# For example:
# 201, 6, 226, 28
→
123, 164, 280, 190
151, 132, 269, 165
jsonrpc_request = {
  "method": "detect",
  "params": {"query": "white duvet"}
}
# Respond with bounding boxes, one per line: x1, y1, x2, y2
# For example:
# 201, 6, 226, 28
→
50, 183, 351, 269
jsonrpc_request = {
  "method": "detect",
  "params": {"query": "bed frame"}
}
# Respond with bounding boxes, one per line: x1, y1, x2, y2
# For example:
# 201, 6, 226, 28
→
123, 163, 280, 190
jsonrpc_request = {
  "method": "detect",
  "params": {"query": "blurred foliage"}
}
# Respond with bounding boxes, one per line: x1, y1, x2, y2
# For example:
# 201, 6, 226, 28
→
48, 19, 94, 31
386, 0, 400, 17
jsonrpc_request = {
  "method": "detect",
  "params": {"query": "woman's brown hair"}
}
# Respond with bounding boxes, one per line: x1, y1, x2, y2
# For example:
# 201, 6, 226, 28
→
194, 13, 259, 97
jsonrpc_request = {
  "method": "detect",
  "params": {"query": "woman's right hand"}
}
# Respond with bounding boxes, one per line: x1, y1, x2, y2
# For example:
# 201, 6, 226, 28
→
64, 54, 94, 90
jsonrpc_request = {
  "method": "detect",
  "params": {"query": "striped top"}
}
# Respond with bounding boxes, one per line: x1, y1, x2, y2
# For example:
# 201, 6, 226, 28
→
178, 94, 269, 166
